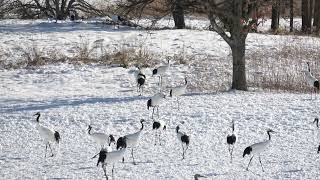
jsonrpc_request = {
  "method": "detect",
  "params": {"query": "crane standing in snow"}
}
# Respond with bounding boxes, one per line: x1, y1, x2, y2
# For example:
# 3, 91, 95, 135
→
117, 119, 145, 165
95, 139, 127, 180
87, 125, 115, 149
226, 120, 237, 163
152, 120, 167, 145
169, 78, 188, 110
34, 112, 60, 157
152, 59, 170, 89
136, 68, 146, 96
147, 92, 166, 119
303, 62, 319, 99
243, 129, 275, 172
176, 126, 190, 160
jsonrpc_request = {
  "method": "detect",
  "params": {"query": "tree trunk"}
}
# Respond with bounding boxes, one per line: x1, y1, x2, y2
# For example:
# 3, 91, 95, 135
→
230, 40, 247, 91
302, 0, 312, 32
315, 0, 320, 32
271, 0, 280, 30
172, 0, 185, 29
290, 0, 294, 32
302, 0, 307, 32
308, 0, 313, 31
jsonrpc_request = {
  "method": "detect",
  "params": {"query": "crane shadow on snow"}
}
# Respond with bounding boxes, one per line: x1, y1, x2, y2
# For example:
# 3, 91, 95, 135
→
0, 96, 148, 113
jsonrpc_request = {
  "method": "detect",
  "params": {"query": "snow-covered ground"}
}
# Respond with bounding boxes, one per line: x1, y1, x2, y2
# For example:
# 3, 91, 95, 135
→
1, 18, 320, 179
1, 64, 320, 179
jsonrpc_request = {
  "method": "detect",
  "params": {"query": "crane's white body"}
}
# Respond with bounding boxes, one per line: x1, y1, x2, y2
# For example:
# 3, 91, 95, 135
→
176, 131, 185, 142
156, 65, 169, 76
249, 140, 271, 155
155, 120, 166, 129
89, 132, 109, 147
150, 93, 165, 107
125, 130, 142, 148
88, 126, 113, 148
103, 148, 127, 163
304, 71, 318, 87
37, 124, 57, 143
170, 84, 187, 97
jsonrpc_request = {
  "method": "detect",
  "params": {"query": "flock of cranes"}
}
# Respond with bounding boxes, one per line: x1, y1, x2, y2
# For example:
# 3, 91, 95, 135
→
32, 61, 320, 179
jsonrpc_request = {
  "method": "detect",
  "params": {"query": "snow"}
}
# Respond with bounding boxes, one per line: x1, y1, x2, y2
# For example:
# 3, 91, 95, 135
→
0, 18, 320, 179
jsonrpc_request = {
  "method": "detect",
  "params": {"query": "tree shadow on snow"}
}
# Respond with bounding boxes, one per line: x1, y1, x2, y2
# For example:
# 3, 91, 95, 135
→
0, 96, 148, 113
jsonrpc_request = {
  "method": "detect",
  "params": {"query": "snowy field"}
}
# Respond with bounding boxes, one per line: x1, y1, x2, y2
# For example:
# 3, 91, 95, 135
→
1, 18, 320, 179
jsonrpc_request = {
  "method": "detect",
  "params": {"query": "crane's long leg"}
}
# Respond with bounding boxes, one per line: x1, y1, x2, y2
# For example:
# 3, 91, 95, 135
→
45, 144, 48, 158
112, 164, 115, 180
157, 106, 159, 118
152, 107, 155, 119
154, 131, 157, 145
259, 156, 264, 172
159, 130, 162, 145
182, 144, 185, 160
177, 97, 180, 111
246, 156, 254, 171
141, 85, 144, 96
230, 145, 234, 163
102, 164, 108, 180
131, 148, 136, 165
228, 145, 232, 163
48, 143, 54, 157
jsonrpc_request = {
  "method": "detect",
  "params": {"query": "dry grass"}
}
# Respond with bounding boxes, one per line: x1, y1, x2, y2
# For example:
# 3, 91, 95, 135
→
1, 36, 320, 94
246, 37, 320, 92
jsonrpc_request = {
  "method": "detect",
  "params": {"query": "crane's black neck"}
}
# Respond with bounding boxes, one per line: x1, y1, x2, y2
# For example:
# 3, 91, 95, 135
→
185, 78, 188, 85
88, 127, 92, 135
176, 127, 179, 133
232, 123, 235, 132
36, 114, 40, 123
140, 121, 144, 130
315, 118, 319, 128
267, 131, 272, 140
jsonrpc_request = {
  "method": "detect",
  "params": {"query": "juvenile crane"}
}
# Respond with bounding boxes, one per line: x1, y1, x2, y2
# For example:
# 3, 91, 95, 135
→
169, 78, 188, 110
152, 59, 170, 88
227, 120, 237, 162
34, 112, 60, 157
87, 125, 115, 148
243, 129, 275, 172
117, 119, 145, 165
176, 126, 190, 159
147, 92, 166, 119
303, 62, 319, 99
152, 120, 167, 145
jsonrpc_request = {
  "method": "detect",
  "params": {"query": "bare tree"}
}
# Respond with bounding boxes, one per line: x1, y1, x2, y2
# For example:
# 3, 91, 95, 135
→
205, 0, 271, 90
118, 0, 188, 29
290, 0, 293, 32
0, 0, 11, 18
314, 0, 320, 32
302, 0, 312, 33
12, 0, 102, 20
271, 0, 280, 31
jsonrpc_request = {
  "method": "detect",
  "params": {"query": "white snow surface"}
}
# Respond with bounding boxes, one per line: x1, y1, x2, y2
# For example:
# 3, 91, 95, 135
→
0, 19, 320, 179
1, 64, 320, 179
